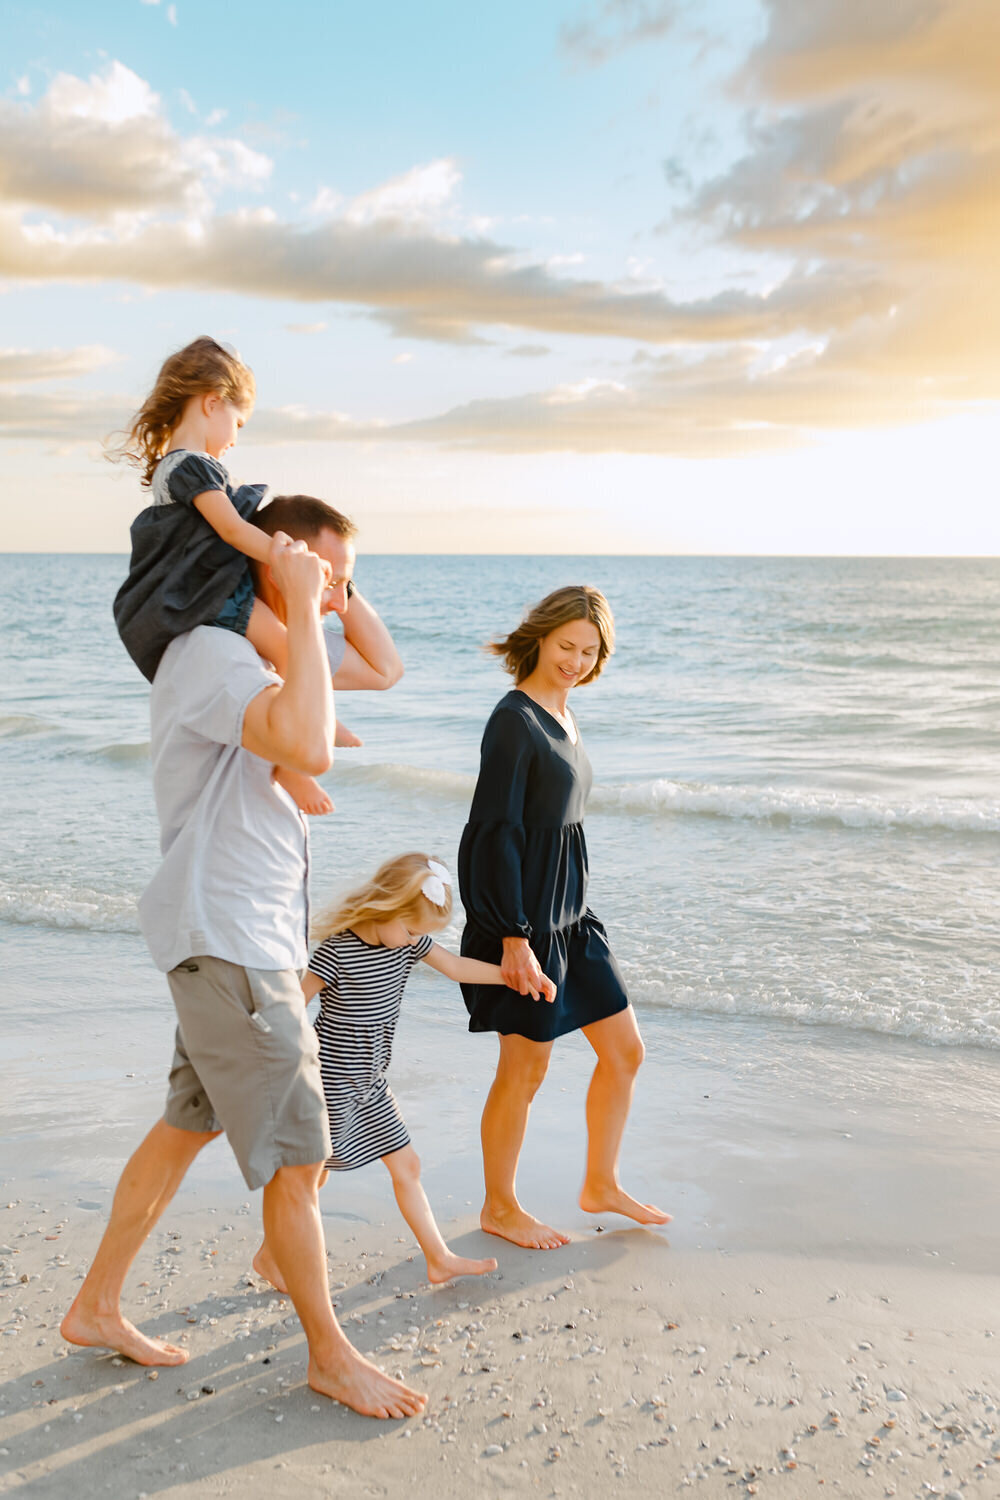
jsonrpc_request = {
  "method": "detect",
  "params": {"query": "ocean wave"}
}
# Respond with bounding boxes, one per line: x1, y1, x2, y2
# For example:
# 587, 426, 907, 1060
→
0, 883, 141, 935
0, 713, 55, 739
333, 761, 1000, 833
336, 762, 476, 800
590, 779, 1000, 834
624, 970, 1000, 1051
90, 741, 150, 764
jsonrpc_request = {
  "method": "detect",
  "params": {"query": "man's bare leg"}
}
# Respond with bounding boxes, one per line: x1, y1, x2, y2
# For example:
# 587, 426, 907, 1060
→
61, 1118, 219, 1365
262, 1162, 427, 1419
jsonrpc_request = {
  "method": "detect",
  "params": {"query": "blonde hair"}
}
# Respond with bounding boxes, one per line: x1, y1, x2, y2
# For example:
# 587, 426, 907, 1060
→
112, 336, 256, 488
312, 852, 452, 944
490, 584, 615, 685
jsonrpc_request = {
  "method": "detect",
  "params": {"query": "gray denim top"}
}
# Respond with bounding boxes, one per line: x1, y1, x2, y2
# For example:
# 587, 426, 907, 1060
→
139, 626, 312, 973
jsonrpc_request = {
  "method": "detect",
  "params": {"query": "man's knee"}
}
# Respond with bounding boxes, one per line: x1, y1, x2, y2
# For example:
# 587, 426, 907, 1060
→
266, 1160, 325, 1199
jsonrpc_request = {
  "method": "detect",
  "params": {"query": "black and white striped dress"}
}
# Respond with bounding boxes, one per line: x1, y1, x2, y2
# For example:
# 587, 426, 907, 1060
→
308, 930, 434, 1171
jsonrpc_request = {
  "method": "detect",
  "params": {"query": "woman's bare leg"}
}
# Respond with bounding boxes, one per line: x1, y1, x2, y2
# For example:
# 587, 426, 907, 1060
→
479, 1033, 568, 1249
578, 1008, 670, 1226
61, 1118, 220, 1365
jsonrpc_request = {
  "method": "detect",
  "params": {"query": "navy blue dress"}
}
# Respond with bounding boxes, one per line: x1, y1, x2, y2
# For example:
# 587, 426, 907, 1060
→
113, 451, 267, 682
459, 689, 629, 1042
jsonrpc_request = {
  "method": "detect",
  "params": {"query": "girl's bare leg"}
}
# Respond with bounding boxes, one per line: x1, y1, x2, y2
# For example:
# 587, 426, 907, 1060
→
479, 1033, 568, 1249
578, 1008, 670, 1226
61, 1118, 220, 1365
383, 1145, 497, 1282
253, 1169, 329, 1291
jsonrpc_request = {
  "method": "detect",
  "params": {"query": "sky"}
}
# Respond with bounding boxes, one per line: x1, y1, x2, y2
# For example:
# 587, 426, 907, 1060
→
1, 0, 997, 553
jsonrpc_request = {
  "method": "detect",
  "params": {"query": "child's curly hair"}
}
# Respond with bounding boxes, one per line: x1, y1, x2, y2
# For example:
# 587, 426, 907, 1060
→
112, 336, 256, 487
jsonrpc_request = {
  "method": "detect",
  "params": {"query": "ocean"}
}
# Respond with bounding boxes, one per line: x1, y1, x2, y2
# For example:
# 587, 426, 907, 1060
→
2, 552, 999, 1059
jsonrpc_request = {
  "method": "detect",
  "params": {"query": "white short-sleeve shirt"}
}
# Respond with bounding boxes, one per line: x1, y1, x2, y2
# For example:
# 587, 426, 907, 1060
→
139, 626, 311, 973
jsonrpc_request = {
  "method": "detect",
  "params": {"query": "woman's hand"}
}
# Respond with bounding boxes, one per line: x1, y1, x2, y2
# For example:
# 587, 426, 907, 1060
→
501, 937, 555, 1002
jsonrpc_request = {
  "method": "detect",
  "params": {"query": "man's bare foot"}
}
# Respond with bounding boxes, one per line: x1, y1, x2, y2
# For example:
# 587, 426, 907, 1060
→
275, 769, 334, 816
334, 721, 363, 748
60, 1299, 188, 1367
578, 1183, 671, 1226
480, 1204, 569, 1251
426, 1250, 498, 1285
251, 1243, 288, 1293
308, 1348, 427, 1420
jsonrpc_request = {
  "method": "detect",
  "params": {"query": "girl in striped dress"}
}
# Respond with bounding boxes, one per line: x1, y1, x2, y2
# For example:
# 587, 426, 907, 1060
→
257, 852, 552, 1287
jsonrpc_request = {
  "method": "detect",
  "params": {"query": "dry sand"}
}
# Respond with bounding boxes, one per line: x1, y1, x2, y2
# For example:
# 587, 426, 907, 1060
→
4, 942, 1000, 1498
2, 1196, 1000, 1498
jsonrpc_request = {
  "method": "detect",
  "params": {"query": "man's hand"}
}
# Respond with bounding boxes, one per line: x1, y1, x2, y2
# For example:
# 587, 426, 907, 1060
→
268, 532, 330, 609
501, 937, 555, 1003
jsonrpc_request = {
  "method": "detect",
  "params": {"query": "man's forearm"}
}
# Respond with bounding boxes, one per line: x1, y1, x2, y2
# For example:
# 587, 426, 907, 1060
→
265, 597, 335, 772
339, 590, 403, 688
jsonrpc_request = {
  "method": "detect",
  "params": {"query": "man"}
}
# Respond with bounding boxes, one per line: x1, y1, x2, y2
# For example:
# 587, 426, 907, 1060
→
62, 497, 426, 1421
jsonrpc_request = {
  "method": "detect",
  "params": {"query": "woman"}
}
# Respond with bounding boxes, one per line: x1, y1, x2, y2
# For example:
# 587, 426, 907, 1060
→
459, 586, 670, 1250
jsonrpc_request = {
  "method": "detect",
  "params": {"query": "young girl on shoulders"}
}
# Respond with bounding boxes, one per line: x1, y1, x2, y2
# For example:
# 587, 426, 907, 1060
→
112, 335, 357, 814
253, 852, 555, 1288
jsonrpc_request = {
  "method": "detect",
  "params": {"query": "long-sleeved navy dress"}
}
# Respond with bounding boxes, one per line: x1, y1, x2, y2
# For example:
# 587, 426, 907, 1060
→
458, 689, 629, 1042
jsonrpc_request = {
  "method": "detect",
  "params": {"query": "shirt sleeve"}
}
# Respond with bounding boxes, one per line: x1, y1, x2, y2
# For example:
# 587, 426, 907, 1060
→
411, 933, 435, 965
164, 453, 230, 509
458, 706, 535, 941
174, 631, 279, 747
307, 938, 339, 989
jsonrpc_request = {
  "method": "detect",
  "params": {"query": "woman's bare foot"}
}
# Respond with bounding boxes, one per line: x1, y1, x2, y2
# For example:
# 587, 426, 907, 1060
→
308, 1348, 427, 1420
480, 1203, 570, 1251
60, 1299, 188, 1367
251, 1242, 288, 1293
275, 769, 334, 816
426, 1250, 498, 1284
578, 1183, 671, 1226
334, 721, 363, 748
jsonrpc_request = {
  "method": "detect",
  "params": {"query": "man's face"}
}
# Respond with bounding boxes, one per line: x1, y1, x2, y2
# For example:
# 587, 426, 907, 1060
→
311, 529, 356, 617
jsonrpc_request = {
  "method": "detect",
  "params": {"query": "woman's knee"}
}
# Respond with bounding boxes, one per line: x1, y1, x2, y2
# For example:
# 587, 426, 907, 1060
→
497, 1047, 550, 1096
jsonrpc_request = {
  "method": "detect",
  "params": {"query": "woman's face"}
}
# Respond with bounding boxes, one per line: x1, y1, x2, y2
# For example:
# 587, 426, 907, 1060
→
535, 617, 602, 691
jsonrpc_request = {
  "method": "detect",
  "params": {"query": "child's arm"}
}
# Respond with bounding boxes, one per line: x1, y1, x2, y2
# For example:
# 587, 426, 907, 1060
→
193, 489, 282, 566
420, 942, 556, 1001
300, 970, 324, 1003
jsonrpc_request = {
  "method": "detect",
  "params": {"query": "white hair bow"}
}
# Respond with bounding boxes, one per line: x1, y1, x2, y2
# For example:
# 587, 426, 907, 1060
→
421, 858, 451, 908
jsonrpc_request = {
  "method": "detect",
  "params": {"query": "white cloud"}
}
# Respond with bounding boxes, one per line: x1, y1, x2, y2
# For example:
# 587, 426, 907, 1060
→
561, 0, 677, 67
167, 4, 178, 23
15, 76, 30, 97
0, 61, 272, 215
345, 158, 462, 226
285, 321, 327, 334
0, 344, 117, 383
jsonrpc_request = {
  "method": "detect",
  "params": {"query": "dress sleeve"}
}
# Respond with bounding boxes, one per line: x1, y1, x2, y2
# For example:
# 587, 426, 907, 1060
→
410, 933, 435, 967
307, 937, 339, 990
459, 706, 535, 941
164, 453, 230, 508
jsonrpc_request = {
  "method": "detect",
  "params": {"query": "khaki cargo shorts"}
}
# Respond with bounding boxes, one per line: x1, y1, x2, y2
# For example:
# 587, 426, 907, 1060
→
164, 956, 332, 1190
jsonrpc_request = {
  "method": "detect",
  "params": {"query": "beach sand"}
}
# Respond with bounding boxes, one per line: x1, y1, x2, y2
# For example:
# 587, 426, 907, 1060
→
3, 930, 1000, 1497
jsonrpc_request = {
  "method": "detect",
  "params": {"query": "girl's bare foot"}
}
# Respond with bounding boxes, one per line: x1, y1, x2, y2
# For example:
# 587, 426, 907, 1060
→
60, 1299, 188, 1367
334, 721, 363, 748
578, 1183, 671, 1226
426, 1251, 498, 1284
481, 1203, 569, 1251
251, 1242, 288, 1293
275, 769, 334, 815
308, 1349, 427, 1420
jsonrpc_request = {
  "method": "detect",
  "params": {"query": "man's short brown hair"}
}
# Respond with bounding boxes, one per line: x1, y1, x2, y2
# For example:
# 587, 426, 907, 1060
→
254, 494, 357, 543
